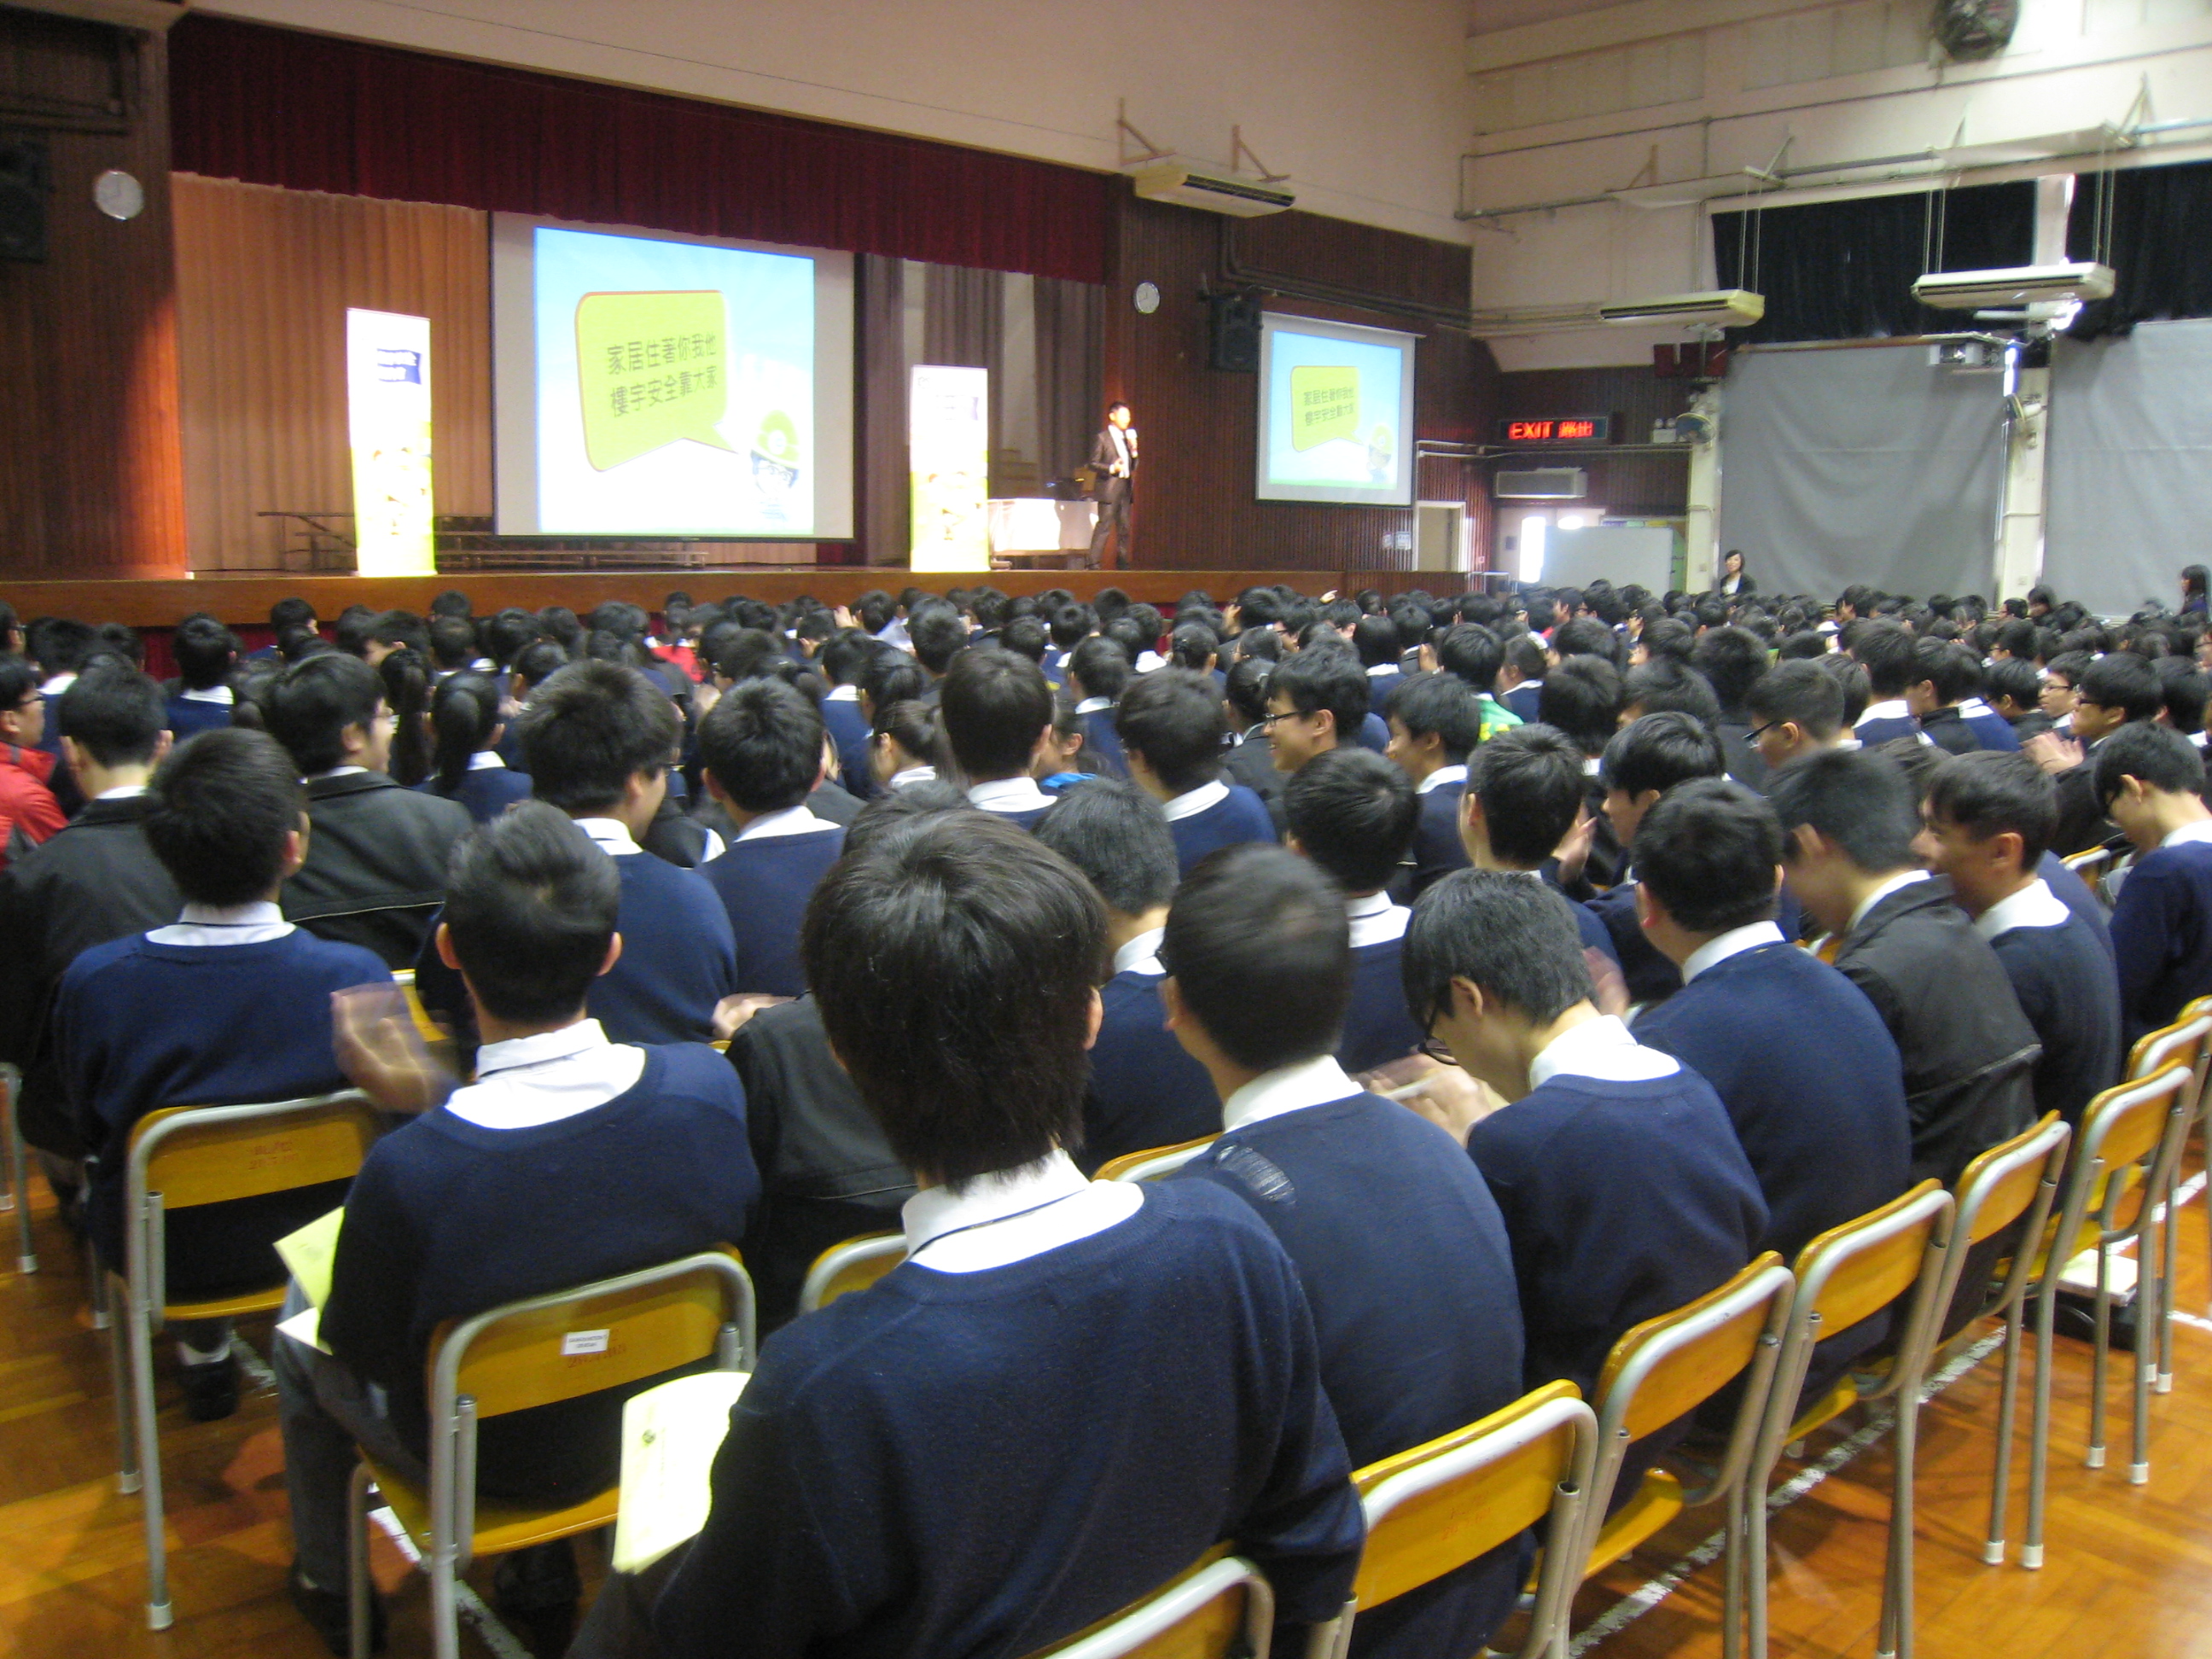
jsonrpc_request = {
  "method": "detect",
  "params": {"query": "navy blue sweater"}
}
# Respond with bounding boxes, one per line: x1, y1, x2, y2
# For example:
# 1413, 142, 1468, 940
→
1464, 1065, 1767, 1403
1341, 933, 1425, 1074
415, 765, 532, 825
819, 695, 874, 800
1082, 967, 1221, 1172
2109, 839, 2212, 1044
1167, 784, 1278, 876
654, 1182, 1363, 1659
1081, 710, 1128, 777
163, 695, 234, 740
320, 1044, 758, 1503
1185, 1094, 1528, 1659
1989, 912, 2122, 1125
1590, 882, 1806, 1007
701, 824, 846, 997
1405, 782, 1470, 899
55, 929, 391, 1291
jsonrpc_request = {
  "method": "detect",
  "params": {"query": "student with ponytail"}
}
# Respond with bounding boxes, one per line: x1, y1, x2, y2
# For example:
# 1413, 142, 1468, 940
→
418, 672, 531, 824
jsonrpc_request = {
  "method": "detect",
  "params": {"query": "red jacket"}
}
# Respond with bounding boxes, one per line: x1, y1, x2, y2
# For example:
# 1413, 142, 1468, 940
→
0, 745, 67, 870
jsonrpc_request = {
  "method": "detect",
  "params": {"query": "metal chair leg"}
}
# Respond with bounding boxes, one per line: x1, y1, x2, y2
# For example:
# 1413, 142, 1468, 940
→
1884, 1394, 1920, 1659
2132, 1219, 2157, 1485
1720, 1487, 1743, 1659
2023, 1284, 2057, 1569
126, 1278, 172, 1629
430, 1545, 462, 1659
5, 1080, 35, 1275
1985, 1313, 2022, 1564
86, 1233, 108, 1330
2157, 1167, 2177, 1392
1746, 1466, 1772, 1659
348, 1463, 374, 1659
2087, 1248, 2111, 1470
106, 1278, 140, 1496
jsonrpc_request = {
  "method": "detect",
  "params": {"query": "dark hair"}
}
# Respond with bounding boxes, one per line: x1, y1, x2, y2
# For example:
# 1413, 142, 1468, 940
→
1284, 746, 1418, 894
1553, 616, 1622, 668
1386, 672, 1482, 762
270, 597, 317, 635
1271, 647, 1372, 742
378, 648, 433, 787
1114, 671, 1227, 795
29, 617, 96, 676
1767, 748, 1918, 872
1535, 657, 1622, 754
2186, 564, 2210, 599
1622, 656, 1720, 724
699, 677, 824, 814
818, 629, 877, 689
908, 602, 971, 676
1224, 655, 1273, 729
1691, 626, 1769, 713
1984, 657, 2042, 713
1067, 636, 1132, 701
1436, 623, 1505, 694
873, 697, 939, 770
1000, 616, 1050, 665
1854, 623, 1920, 699
1925, 750, 2058, 867
2093, 720, 2208, 807
144, 728, 306, 906
1033, 776, 1180, 922
1351, 613, 1400, 669
57, 663, 167, 767
1168, 623, 1218, 672
1601, 710, 1725, 800
1402, 868, 1594, 1028
442, 802, 622, 1026
515, 661, 679, 813
2076, 650, 2164, 724
428, 615, 478, 672
844, 778, 975, 858
1048, 603, 1092, 649
262, 652, 384, 776
172, 615, 239, 691
1161, 843, 1350, 1071
1466, 725, 1588, 867
803, 814, 1104, 1185
427, 672, 504, 796
1744, 659, 1845, 739
1634, 779, 1783, 934
2161, 666, 2211, 736
940, 648, 1053, 781
1909, 637, 1981, 707
367, 609, 430, 658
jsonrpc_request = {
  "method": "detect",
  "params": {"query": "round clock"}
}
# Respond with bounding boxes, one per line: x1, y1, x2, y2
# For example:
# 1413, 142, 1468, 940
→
93, 169, 144, 222
1132, 281, 1161, 315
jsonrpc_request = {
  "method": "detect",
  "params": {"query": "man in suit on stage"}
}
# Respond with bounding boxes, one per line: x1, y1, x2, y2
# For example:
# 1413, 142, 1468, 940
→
1088, 402, 1138, 570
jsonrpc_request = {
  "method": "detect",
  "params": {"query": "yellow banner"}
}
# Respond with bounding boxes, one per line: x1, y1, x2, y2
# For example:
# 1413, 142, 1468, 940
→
573, 290, 736, 472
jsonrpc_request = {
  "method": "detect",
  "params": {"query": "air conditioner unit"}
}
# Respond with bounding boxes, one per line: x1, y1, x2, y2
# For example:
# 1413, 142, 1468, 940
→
1129, 159, 1295, 218
1495, 468, 1587, 501
1596, 290, 1766, 327
1912, 262, 2115, 311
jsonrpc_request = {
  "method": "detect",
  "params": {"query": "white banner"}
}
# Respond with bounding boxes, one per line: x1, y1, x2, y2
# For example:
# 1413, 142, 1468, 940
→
346, 309, 436, 577
909, 364, 989, 572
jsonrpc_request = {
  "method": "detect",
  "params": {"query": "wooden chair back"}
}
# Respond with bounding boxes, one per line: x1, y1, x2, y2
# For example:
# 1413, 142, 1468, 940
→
1027, 1553, 1275, 1659
1596, 1252, 1791, 1444
798, 1232, 906, 1314
129, 1093, 382, 1211
2126, 1006, 2212, 1093
1955, 1115, 2069, 1249
2085, 1062, 2193, 1179
2061, 847, 2113, 881
1095, 1136, 1219, 1184
1794, 1179, 1951, 1336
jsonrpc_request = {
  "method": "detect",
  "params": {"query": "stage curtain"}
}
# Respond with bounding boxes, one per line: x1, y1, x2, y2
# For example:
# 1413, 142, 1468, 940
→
167, 15, 1112, 285
1714, 182, 2034, 343
172, 174, 493, 572
2065, 160, 2212, 339
1033, 276, 1104, 489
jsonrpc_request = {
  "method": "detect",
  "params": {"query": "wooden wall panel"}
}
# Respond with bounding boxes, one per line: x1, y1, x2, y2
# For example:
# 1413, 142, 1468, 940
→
172, 174, 492, 571
1105, 189, 1498, 575
0, 13, 184, 580
1496, 364, 1694, 517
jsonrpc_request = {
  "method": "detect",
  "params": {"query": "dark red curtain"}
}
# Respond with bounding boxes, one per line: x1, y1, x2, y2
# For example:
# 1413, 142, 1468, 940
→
168, 15, 1113, 284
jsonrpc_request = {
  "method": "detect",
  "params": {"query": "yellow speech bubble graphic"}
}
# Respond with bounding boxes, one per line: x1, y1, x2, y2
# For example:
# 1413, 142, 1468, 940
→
1289, 364, 1361, 451
574, 290, 736, 472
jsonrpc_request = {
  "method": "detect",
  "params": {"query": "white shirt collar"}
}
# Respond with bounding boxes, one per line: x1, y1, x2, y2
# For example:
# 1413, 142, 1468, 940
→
888, 765, 937, 789
574, 817, 640, 856
38, 673, 75, 696
311, 765, 370, 780
1959, 698, 1994, 719
467, 750, 506, 771
94, 783, 148, 800
1850, 869, 1931, 933
901, 1150, 1140, 1272
1682, 920, 1785, 984
1975, 878, 2074, 940
1222, 1053, 1361, 1132
1074, 696, 1113, 714
444, 1020, 649, 1130
1135, 651, 1166, 673
1161, 779, 1228, 821
1417, 764, 1467, 795
146, 899, 296, 947
1528, 1014, 1679, 1090
734, 803, 832, 842
2162, 819, 2212, 849
1858, 699, 1909, 725
1113, 926, 1167, 977
968, 776, 1054, 813
1347, 889, 1410, 948
826, 684, 859, 701
1366, 663, 1397, 678
178, 684, 235, 705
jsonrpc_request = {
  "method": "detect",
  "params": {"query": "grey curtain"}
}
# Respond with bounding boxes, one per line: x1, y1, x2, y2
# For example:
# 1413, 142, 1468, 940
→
1718, 342, 2006, 601
2046, 319, 2212, 618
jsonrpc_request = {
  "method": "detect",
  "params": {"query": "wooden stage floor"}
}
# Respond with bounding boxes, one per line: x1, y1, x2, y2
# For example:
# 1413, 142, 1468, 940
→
3, 1168, 2210, 1659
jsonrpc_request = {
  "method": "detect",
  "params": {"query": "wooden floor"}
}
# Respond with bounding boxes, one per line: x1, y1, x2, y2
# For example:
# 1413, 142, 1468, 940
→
4, 1173, 2212, 1659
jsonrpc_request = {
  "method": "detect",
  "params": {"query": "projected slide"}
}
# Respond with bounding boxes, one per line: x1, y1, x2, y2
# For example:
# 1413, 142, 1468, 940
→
492, 217, 853, 538
1256, 315, 1417, 507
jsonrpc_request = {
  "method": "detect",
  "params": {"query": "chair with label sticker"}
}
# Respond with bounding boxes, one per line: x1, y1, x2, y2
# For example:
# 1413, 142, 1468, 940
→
345, 1248, 754, 1659
797, 1231, 907, 1314
1095, 1135, 1220, 1185
1024, 1551, 1279, 1659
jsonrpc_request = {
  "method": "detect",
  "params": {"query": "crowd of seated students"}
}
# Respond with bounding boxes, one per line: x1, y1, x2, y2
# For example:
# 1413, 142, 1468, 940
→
2, 566, 2211, 1656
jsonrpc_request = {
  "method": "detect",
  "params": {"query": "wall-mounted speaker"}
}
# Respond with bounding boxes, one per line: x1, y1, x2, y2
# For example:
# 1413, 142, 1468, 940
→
1208, 289, 1262, 372
0, 134, 52, 263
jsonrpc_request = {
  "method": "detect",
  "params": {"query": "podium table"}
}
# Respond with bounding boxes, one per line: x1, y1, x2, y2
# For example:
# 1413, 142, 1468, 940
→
987, 498, 1095, 569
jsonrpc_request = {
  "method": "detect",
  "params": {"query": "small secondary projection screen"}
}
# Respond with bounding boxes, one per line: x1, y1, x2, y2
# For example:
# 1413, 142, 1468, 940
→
1255, 313, 1417, 507
492, 214, 854, 538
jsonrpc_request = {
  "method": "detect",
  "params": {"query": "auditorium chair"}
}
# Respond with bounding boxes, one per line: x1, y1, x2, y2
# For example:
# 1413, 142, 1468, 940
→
1026, 1551, 1278, 1659
2124, 998, 2212, 1391
1095, 1134, 1220, 1184
797, 1231, 906, 1314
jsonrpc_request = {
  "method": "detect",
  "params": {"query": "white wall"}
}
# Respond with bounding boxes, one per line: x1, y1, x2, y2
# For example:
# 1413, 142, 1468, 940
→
199, 0, 1481, 243
1463, 0, 2212, 368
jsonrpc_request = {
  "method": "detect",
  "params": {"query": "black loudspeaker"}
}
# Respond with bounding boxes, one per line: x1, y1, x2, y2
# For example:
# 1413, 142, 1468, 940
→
1208, 289, 1263, 372
0, 133, 50, 263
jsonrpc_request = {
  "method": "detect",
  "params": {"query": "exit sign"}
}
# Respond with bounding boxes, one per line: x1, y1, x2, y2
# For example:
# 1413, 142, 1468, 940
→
1499, 415, 1612, 444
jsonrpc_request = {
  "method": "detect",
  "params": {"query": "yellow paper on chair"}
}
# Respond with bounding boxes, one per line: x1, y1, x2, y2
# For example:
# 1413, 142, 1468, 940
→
612, 1370, 751, 1574
276, 1207, 346, 1310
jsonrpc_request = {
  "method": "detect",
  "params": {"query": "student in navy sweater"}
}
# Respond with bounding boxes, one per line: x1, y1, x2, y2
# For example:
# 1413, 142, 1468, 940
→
940, 646, 1061, 827
1266, 645, 1372, 789
1115, 669, 1275, 874
815, 628, 878, 799
573, 813, 1364, 1659
1032, 778, 1221, 1170
1065, 636, 1132, 777
1908, 638, 2017, 754
1589, 713, 1727, 1004
1284, 748, 1425, 1074
1744, 657, 1849, 777
2095, 723, 2212, 1042
1354, 613, 1405, 714
1917, 752, 2121, 1124
1629, 783, 1912, 1390
1402, 870, 1766, 1483
1851, 622, 1926, 749
276, 804, 760, 1650
55, 729, 389, 1423
696, 678, 846, 996
1161, 844, 1527, 1659
415, 672, 531, 824
1459, 725, 1622, 969
1382, 672, 1481, 899
165, 614, 239, 740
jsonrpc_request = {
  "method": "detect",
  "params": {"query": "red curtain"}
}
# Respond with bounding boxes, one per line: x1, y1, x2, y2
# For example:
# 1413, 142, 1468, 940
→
167, 15, 1114, 285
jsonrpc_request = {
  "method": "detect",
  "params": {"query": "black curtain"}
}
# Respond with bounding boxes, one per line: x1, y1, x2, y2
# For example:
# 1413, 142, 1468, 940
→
1714, 181, 2035, 343
2065, 159, 2212, 338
